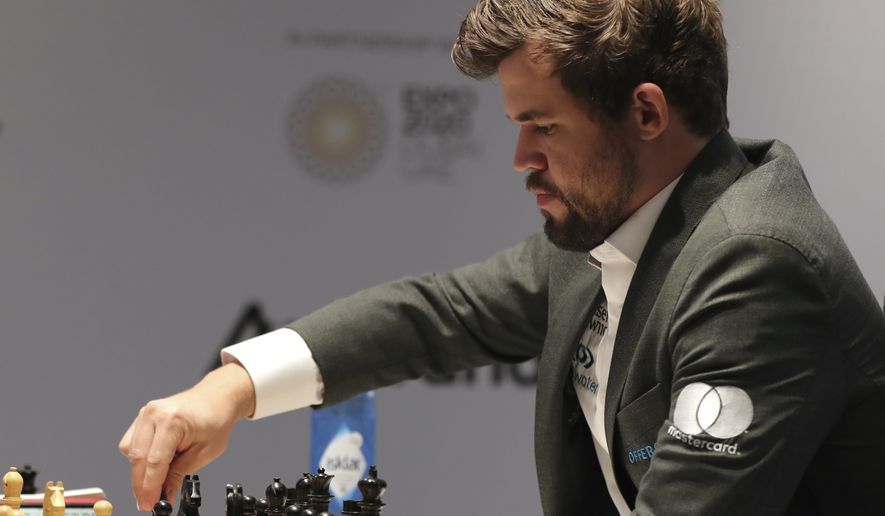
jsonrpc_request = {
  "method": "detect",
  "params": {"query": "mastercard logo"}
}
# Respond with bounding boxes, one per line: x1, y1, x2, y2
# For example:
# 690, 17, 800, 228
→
672, 382, 754, 439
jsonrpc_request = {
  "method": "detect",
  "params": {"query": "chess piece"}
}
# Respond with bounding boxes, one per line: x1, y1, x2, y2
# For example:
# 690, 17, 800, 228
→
265, 478, 287, 514
284, 505, 303, 516
93, 500, 113, 516
341, 500, 361, 515
43, 481, 65, 516
225, 484, 237, 516
356, 466, 386, 515
17, 466, 36, 496
178, 474, 201, 516
292, 473, 312, 510
1, 467, 23, 512
307, 469, 333, 513
153, 491, 173, 516
255, 498, 269, 516
235, 484, 246, 516
242, 495, 256, 516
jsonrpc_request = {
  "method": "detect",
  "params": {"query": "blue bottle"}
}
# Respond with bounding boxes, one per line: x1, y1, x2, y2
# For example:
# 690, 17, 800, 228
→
310, 391, 376, 514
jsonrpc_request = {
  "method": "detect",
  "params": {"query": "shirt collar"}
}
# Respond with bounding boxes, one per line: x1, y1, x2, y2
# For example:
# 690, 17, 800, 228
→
588, 174, 683, 269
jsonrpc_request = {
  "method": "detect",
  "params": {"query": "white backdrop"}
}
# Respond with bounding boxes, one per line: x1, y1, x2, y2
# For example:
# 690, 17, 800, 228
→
0, 2, 881, 514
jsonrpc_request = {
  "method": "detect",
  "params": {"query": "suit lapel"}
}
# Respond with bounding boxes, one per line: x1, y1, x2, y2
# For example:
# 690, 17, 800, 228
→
538, 254, 602, 415
603, 131, 749, 450
535, 251, 604, 509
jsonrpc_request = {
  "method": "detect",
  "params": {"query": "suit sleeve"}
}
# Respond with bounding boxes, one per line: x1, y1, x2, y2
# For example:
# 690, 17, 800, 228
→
287, 232, 553, 406
634, 234, 845, 515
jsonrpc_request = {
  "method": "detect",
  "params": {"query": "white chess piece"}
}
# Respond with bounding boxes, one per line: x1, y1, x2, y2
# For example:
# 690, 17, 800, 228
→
1, 467, 23, 515
93, 499, 113, 516
43, 481, 65, 516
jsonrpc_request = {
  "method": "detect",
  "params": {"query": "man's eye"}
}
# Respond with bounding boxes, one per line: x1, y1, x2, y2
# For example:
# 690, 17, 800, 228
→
534, 124, 555, 136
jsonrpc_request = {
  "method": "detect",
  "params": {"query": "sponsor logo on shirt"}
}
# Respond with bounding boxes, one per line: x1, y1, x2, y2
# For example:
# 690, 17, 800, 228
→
667, 382, 754, 455
571, 305, 607, 394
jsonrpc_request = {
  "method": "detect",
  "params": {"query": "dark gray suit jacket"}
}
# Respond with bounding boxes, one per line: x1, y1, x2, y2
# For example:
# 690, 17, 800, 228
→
290, 132, 885, 515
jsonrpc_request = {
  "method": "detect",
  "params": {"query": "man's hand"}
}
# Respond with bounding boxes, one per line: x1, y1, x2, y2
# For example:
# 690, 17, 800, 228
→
119, 363, 256, 511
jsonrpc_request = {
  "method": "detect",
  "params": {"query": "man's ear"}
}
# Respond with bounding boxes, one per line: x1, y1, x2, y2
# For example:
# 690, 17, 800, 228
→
630, 83, 669, 141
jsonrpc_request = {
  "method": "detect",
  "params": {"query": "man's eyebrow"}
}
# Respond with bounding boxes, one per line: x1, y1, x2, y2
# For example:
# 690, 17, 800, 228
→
506, 109, 552, 122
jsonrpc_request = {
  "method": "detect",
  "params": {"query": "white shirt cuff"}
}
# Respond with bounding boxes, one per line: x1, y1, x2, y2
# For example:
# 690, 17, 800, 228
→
221, 328, 324, 419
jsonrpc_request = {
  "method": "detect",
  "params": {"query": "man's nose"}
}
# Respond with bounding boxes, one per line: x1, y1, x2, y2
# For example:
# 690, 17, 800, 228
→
513, 127, 547, 173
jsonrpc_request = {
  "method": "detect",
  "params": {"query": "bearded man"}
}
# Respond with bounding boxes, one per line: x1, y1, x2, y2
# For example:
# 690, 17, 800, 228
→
121, 1, 885, 514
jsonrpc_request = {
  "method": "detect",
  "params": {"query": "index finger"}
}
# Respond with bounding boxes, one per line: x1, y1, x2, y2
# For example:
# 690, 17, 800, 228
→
118, 419, 136, 456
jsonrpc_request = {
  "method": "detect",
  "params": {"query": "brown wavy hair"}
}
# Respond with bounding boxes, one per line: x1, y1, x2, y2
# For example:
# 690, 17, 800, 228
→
452, 0, 728, 136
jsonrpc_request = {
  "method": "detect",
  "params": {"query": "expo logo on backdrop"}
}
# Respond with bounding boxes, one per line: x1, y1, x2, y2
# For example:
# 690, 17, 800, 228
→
286, 30, 483, 185
212, 302, 537, 388
288, 77, 386, 183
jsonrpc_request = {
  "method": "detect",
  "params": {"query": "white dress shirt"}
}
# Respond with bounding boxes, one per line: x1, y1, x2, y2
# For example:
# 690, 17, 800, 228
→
574, 176, 682, 515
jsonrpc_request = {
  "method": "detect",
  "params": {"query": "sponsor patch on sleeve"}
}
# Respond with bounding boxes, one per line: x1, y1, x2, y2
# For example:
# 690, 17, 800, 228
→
667, 382, 754, 455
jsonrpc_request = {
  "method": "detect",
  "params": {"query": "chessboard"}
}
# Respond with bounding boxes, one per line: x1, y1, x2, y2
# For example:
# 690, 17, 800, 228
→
2, 465, 388, 516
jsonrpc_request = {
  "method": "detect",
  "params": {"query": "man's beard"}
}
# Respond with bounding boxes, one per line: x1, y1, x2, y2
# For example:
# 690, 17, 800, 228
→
526, 136, 638, 253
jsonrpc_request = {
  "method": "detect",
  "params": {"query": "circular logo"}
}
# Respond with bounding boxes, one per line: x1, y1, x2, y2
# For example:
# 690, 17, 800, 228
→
288, 77, 386, 182
673, 382, 753, 439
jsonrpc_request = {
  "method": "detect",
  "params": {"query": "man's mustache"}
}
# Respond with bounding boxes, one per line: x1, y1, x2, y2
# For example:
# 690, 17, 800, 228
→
525, 169, 561, 197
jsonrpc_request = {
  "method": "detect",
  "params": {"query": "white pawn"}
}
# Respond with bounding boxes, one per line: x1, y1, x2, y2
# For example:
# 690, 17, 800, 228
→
93, 499, 113, 516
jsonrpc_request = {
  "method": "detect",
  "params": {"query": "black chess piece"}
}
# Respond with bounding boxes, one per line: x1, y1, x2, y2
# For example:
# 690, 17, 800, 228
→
242, 495, 257, 516
308, 469, 334, 513
293, 473, 313, 510
225, 484, 235, 516
226, 483, 247, 516
265, 478, 288, 514
18, 465, 38, 495
224, 484, 237, 516
236, 484, 246, 514
341, 500, 362, 515
357, 466, 387, 515
153, 491, 174, 516
284, 505, 303, 516
255, 497, 269, 516
177, 474, 201, 516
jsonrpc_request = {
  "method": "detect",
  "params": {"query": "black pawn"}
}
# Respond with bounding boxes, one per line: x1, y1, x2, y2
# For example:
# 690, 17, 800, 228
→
293, 473, 313, 509
285, 505, 303, 515
357, 466, 387, 515
19, 465, 38, 495
255, 497, 269, 516
242, 495, 257, 516
153, 492, 174, 516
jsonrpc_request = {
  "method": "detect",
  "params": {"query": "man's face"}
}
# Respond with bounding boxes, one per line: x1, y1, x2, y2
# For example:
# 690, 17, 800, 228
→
498, 46, 640, 252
